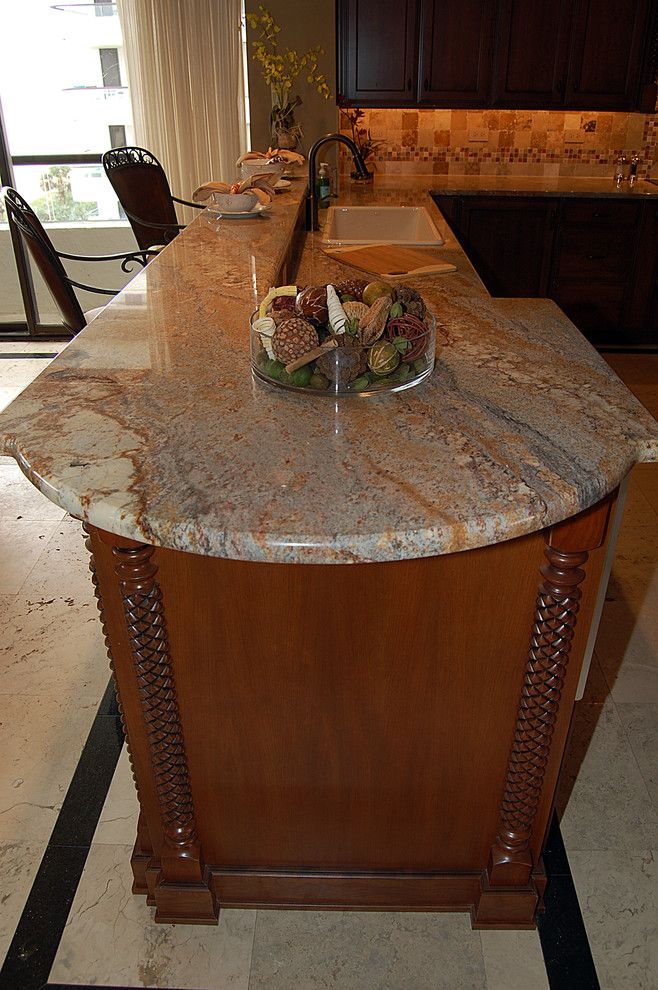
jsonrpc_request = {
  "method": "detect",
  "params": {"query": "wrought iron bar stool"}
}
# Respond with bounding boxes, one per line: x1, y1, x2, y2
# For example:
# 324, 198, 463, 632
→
102, 146, 204, 251
2, 186, 156, 335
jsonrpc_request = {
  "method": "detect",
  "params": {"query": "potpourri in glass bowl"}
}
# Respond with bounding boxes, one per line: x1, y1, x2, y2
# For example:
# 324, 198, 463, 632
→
251, 279, 442, 396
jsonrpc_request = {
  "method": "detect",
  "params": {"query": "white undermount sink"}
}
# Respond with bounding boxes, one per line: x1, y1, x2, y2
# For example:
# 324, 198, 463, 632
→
323, 206, 444, 247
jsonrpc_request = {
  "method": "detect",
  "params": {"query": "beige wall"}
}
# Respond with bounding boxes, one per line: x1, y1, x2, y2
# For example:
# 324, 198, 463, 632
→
245, 0, 338, 153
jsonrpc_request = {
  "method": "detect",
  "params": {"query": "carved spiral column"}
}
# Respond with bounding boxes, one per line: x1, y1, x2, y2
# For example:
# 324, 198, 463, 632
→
111, 541, 211, 900
487, 544, 588, 887
83, 525, 154, 891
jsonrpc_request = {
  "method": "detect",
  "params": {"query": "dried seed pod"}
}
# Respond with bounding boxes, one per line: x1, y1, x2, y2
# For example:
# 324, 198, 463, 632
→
272, 317, 319, 364
342, 300, 369, 323
359, 296, 391, 345
395, 284, 426, 319
335, 277, 369, 301
315, 335, 367, 385
295, 285, 328, 326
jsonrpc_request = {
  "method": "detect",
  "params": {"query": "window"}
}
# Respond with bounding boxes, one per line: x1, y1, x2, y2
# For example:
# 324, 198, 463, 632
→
100, 48, 121, 89
108, 124, 126, 148
94, 0, 115, 16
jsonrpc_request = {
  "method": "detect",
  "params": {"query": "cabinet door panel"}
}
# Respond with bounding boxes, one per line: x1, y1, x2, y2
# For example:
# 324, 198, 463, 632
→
337, 0, 419, 105
419, 0, 494, 106
449, 197, 556, 297
565, 0, 650, 109
554, 228, 633, 282
551, 282, 628, 346
492, 0, 571, 107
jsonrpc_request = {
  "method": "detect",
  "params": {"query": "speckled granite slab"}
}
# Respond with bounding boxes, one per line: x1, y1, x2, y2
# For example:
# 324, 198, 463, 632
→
1, 176, 656, 563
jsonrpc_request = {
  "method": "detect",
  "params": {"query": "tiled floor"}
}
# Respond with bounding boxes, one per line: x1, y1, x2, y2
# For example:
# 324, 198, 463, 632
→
0, 344, 656, 989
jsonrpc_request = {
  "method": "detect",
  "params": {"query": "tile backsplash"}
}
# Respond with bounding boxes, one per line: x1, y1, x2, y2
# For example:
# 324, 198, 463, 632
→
339, 109, 658, 178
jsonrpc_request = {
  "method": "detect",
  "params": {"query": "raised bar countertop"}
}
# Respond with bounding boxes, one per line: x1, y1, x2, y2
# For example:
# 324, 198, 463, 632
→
1, 175, 657, 563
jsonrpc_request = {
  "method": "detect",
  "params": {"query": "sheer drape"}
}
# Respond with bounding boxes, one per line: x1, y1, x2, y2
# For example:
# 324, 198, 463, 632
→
117, 0, 247, 221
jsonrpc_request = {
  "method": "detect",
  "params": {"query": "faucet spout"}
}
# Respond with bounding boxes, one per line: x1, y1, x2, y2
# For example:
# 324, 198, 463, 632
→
306, 133, 370, 231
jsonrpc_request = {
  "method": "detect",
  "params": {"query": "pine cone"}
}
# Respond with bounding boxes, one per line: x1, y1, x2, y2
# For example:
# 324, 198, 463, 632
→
315, 336, 367, 385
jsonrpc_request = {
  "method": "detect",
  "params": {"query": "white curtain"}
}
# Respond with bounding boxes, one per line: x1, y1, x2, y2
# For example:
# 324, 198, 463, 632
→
117, 0, 247, 220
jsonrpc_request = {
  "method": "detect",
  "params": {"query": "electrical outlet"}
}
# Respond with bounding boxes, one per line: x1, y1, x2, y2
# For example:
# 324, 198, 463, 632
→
564, 129, 584, 144
468, 129, 489, 143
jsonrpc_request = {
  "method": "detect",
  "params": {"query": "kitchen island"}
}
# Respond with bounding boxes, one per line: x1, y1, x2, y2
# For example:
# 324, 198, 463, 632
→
1, 177, 657, 929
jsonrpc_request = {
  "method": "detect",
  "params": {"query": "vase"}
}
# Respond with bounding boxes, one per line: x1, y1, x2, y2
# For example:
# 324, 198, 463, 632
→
270, 86, 303, 151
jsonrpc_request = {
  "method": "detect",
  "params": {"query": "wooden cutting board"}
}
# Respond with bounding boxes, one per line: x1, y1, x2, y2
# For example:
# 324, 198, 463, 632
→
322, 243, 457, 278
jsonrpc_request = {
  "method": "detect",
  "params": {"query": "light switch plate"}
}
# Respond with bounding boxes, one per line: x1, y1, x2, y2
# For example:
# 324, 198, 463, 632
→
468, 129, 488, 143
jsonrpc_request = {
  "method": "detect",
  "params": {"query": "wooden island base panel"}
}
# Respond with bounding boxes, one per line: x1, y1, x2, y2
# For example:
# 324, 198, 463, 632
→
85, 494, 613, 929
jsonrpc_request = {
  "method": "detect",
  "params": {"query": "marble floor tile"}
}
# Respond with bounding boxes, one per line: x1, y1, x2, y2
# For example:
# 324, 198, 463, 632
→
617, 703, 658, 806
93, 746, 139, 845
0, 840, 42, 961
0, 462, 66, 521
18, 516, 94, 603
595, 602, 658, 704
0, 691, 98, 842
570, 849, 657, 990
0, 359, 52, 388
634, 463, 658, 514
556, 700, 658, 852
0, 591, 107, 699
0, 386, 24, 413
0, 517, 63, 593
479, 929, 549, 990
49, 843, 256, 989
248, 910, 487, 990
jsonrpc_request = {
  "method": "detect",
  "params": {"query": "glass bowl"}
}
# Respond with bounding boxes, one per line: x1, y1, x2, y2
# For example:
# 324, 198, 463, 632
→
250, 311, 439, 396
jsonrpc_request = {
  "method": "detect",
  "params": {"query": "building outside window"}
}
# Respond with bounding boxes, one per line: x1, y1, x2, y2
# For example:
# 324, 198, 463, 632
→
99, 47, 122, 88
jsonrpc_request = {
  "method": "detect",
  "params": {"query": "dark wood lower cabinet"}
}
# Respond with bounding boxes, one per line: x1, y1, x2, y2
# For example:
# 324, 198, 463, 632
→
434, 193, 658, 348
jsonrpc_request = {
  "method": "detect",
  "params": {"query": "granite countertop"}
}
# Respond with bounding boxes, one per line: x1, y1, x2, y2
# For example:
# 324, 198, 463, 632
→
426, 174, 658, 198
1, 175, 657, 564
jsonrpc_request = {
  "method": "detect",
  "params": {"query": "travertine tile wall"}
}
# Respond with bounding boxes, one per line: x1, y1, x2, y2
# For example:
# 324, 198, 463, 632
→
339, 109, 658, 177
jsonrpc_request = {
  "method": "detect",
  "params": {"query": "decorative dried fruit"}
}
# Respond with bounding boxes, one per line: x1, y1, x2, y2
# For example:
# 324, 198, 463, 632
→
395, 284, 426, 319
362, 280, 395, 306
368, 340, 400, 376
315, 335, 367, 385
359, 296, 391, 345
342, 300, 368, 323
296, 285, 328, 325
272, 317, 319, 363
335, 277, 368, 300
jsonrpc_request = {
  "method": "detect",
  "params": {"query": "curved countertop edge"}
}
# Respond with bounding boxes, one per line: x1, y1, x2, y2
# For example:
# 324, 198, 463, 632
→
4, 432, 653, 564
1, 175, 658, 565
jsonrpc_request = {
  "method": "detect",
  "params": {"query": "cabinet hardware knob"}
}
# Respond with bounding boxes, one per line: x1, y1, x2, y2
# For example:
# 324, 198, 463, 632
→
593, 212, 611, 219
587, 254, 607, 261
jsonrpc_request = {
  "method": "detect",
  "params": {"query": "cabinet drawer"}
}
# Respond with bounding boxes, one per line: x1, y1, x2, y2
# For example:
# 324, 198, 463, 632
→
554, 228, 633, 281
560, 199, 641, 226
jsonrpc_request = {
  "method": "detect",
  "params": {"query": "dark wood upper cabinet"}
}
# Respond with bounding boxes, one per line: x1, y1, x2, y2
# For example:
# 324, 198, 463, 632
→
418, 0, 494, 106
491, 0, 572, 107
337, 0, 656, 110
337, 0, 420, 106
564, 0, 652, 109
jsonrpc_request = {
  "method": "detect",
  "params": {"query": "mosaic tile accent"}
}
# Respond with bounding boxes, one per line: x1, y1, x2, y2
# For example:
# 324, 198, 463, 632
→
339, 109, 658, 178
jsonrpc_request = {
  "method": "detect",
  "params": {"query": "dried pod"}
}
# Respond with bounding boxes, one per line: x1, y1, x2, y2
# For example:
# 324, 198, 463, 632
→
335, 277, 369, 300
384, 314, 429, 361
342, 300, 368, 323
270, 294, 297, 313
272, 317, 319, 364
315, 335, 367, 385
395, 284, 426, 319
295, 285, 328, 326
359, 296, 391, 345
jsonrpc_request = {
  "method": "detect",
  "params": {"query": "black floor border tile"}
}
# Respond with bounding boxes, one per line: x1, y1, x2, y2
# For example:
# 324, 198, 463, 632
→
0, 353, 59, 360
538, 812, 600, 990
0, 678, 124, 990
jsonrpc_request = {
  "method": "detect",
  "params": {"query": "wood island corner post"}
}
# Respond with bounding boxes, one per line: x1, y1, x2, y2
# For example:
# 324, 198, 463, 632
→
85, 525, 218, 925
473, 496, 613, 929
